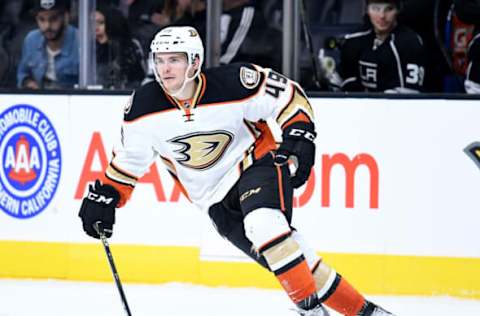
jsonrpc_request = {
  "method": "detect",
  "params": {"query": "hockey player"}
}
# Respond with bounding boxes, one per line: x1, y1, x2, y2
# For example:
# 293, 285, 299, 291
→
78, 26, 394, 316
337, 0, 427, 93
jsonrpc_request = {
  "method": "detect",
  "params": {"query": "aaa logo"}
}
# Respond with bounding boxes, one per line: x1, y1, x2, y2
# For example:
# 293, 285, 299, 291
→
0, 104, 62, 219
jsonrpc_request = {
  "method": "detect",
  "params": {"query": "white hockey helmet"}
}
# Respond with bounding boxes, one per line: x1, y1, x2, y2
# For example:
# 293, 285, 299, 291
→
150, 26, 204, 95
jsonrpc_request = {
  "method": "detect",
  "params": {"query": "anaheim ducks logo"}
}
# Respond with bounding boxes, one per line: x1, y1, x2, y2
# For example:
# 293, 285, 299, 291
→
188, 29, 199, 37
123, 92, 134, 115
465, 141, 480, 170
169, 131, 234, 170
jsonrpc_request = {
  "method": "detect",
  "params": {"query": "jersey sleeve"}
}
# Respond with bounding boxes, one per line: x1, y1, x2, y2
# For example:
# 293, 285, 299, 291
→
242, 64, 315, 130
102, 93, 157, 207
398, 33, 427, 92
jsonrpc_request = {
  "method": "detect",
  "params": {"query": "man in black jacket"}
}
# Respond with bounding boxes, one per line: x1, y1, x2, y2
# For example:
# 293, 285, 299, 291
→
337, 0, 427, 93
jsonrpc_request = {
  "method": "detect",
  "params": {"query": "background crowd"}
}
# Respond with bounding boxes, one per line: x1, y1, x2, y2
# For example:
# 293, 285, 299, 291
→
0, 0, 478, 94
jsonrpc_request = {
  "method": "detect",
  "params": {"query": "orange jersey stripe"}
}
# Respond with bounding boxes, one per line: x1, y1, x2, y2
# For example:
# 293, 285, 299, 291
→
101, 174, 134, 208
252, 121, 277, 160
123, 107, 178, 124
123, 83, 263, 124
281, 111, 313, 130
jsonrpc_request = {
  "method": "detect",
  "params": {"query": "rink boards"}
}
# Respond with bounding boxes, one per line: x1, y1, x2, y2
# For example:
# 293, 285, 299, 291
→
0, 94, 479, 299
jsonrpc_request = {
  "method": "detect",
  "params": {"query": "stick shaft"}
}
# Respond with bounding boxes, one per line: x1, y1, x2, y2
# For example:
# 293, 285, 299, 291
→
95, 223, 132, 316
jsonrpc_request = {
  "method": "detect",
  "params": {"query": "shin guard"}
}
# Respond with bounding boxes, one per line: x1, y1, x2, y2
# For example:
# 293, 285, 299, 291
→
244, 208, 317, 306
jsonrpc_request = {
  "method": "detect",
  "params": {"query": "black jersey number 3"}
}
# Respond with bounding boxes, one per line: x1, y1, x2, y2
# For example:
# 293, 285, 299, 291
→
265, 71, 288, 98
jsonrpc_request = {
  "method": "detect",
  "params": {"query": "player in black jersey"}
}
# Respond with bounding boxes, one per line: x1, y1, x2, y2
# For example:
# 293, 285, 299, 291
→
78, 26, 394, 316
337, 0, 427, 93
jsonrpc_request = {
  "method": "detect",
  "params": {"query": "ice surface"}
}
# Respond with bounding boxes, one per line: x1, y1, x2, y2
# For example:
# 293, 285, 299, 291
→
1, 279, 480, 316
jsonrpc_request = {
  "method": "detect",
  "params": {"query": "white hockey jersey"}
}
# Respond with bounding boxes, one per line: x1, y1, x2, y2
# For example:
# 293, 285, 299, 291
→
104, 63, 314, 212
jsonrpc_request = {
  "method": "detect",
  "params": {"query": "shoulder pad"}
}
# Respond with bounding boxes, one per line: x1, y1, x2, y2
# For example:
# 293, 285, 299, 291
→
239, 65, 261, 89
392, 26, 425, 48
200, 63, 266, 104
124, 82, 173, 122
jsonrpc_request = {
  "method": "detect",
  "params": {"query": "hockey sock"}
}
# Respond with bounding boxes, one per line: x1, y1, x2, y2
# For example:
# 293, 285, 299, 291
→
313, 263, 365, 316
243, 209, 318, 308
261, 235, 318, 308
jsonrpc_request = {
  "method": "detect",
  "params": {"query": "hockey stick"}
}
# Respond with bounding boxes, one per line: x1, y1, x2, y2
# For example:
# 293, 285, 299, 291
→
94, 221, 132, 316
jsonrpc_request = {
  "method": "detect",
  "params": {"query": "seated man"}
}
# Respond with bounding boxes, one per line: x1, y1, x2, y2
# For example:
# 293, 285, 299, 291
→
465, 34, 480, 94
334, 0, 427, 93
17, 0, 79, 89
454, 0, 480, 94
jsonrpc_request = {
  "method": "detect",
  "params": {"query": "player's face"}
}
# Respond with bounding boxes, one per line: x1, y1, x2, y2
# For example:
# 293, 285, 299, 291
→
367, 3, 398, 35
154, 52, 190, 92
36, 10, 66, 42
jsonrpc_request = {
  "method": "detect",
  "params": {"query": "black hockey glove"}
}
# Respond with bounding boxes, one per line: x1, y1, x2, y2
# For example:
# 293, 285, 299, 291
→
274, 122, 316, 188
78, 180, 120, 239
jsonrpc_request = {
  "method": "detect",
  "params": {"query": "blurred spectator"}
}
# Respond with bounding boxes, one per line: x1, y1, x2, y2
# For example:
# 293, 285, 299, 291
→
298, 0, 366, 91
0, 0, 20, 86
148, 0, 180, 26
141, 0, 281, 85
95, 5, 146, 89
125, 0, 165, 54
307, 0, 365, 25
332, 0, 427, 93
0, 0, 38, 88
17, 0, 78, 89
454, 0, 480, 93
220, 0, 281, 69
173, 0, 281, 70
170, 0, 206, 40
400, 0, 452, 92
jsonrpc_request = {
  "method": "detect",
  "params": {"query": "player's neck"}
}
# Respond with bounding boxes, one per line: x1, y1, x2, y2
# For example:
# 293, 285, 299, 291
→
374, 22, 397, 42
171, 79, 197, 100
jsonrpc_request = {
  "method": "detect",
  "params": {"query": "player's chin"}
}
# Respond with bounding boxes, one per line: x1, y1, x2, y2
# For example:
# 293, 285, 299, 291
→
163, 80, 182, 91
164, 83, 182, 94
163, 82, 176, 89
161, 78, 176, 86
377, 24, 392, 32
